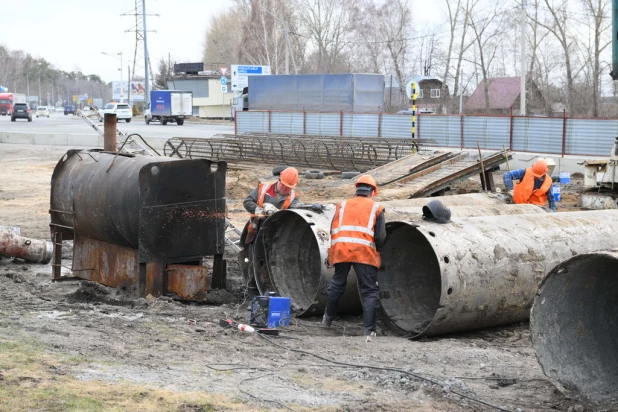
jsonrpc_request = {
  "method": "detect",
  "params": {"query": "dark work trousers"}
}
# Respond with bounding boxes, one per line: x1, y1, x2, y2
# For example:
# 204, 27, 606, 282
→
326, 262, 380, 336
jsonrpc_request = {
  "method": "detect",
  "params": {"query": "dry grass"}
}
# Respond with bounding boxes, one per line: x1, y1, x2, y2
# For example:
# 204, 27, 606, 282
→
0, 338, 255, 412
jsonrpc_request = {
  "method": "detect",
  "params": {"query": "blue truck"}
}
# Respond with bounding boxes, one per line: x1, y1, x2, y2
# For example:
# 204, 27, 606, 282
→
144, 90, 193, 125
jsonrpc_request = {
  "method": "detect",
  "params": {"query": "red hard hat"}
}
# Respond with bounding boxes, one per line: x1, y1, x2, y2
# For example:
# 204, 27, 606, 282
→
280, 167, 299, 188
355, 175, 378, 195
531, 160, 548, 177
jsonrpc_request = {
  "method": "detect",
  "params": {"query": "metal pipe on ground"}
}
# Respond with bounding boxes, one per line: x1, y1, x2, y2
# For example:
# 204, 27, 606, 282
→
251, 196, 545, 317
103, 113, 117, 152
531, 251, 618, 403
378, 210, 618, 338
0, 227, 53, 264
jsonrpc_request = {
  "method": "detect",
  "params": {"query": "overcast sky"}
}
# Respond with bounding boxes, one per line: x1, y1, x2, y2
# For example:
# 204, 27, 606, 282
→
0, 0, 442, 83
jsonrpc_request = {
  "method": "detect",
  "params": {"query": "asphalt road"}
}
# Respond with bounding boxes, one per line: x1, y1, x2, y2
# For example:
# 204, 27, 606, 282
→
0, 111, 235, 139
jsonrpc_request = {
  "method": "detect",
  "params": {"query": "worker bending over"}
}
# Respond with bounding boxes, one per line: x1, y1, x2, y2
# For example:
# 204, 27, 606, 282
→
322, 175, 386, 342
241, 167, 300, 296
503, 159, 556, 212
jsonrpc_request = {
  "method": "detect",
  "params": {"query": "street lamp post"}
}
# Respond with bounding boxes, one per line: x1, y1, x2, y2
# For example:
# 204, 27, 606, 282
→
102, 51, 123, 102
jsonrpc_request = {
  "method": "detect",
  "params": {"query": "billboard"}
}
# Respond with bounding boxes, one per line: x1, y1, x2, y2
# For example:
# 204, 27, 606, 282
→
112, 81, 146, 101
231, 65, 271, 92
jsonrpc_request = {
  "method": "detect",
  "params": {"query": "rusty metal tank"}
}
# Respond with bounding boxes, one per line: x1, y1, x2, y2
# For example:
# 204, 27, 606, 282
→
50, 149, 226, 263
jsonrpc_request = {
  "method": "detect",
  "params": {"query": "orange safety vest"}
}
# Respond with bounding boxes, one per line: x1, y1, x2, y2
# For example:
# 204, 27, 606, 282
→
252, 182, 298, 216
328, 196, 384, 268
513, 168, 552, 206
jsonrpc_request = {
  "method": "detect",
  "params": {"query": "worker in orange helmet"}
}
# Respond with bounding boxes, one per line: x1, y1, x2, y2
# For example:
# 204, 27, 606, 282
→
503, 159, 556, 212
322, 174, 386, 342
240, 167, 300, 297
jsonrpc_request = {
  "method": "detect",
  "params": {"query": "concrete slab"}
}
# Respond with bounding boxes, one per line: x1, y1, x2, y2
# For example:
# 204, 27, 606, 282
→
0, 132, 35, 145
67, 134, 99, 148
33, 134, 68, 146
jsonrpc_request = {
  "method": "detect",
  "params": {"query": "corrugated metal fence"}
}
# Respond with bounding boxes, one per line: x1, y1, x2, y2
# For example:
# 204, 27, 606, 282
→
236, 110, 618, 157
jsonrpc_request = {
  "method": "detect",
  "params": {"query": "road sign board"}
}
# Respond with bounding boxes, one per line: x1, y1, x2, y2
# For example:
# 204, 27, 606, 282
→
231, 64, 271, 91
220, 76, 228, 85
221, 85, 228, 93
220, 67, 228, 76
405, 81, 419, 100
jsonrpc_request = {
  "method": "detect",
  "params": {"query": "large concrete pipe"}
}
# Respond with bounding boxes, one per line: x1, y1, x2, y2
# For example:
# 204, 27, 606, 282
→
0, 227, 53, 264
531, 251, 618, 403
253, 202, 545, 317
379, 210, 618, 338
239, 193, 508, 299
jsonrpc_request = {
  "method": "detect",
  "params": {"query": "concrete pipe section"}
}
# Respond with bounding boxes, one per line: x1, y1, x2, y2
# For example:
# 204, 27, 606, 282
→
0, 227, 53, 264
531, 251, 618, 403
379, 210, 618, 338
251, 195, 544, 317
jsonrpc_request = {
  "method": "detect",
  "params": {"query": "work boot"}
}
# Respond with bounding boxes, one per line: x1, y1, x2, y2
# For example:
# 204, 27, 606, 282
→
365, 332, 377, 342
321, 313, 333, 327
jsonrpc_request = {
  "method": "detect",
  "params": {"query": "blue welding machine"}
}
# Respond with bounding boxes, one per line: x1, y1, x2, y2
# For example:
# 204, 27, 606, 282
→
249, 294, 291, 328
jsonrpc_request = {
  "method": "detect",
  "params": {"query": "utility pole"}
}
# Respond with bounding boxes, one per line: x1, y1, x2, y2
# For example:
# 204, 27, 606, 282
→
285, 27, 289, 75
459, 70, 464, 114
520, 0, 526, 116
26, 71, 30, 102
143, 0, 151, 106
128, 64, 131, 106
609, 0, 618, 80
38, 74, 41, 106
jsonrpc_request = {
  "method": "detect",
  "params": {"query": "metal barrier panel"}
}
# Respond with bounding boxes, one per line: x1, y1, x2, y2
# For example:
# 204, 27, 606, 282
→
237, 111, 269, 134
463, 116, 510, 149
381, 114, 412, 139
565, 119, 618, 156
305, 113, 340, 136
512, 117, 563, 154
342, 113, 379, 137
418, 115, 461, 147
271, 112, 304, 135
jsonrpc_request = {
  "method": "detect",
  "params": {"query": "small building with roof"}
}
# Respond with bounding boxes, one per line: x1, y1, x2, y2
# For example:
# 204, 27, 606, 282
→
407, 75, 450, 114
464, 76, 546, 115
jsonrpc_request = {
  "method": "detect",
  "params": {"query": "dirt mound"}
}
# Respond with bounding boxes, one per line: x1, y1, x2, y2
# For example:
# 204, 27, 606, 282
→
64, 281, 130, 306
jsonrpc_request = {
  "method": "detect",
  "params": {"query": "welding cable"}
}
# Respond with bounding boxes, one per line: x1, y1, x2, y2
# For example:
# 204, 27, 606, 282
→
204, 363, 273, 372
237, 372, 299, 412
256, 333, 513, 412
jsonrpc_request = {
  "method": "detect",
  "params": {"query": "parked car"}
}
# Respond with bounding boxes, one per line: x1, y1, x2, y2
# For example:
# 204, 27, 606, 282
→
11, 103, 32, 122
36, 106, 50, 118
98, 102, 132, 122
64, 105, 76, 115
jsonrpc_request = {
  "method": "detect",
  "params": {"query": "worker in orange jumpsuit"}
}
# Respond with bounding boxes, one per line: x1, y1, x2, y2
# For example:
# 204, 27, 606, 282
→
241, 167, 300, 297
503, 159, 556, 212
322, 175, 386, 341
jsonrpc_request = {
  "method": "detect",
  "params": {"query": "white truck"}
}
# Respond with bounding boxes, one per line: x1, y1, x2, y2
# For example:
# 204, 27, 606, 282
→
144, 90, 193, 125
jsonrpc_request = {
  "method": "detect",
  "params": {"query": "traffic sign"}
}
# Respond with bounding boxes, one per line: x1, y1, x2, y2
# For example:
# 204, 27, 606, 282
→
221, 85, 228, 93
231, 64, 271, 91
220, 67, 228, 76
220, 76, 228, 85
405, 81, 419, 100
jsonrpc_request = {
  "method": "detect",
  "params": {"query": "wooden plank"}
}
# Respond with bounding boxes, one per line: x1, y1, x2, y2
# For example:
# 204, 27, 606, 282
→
368, 152, 446, 186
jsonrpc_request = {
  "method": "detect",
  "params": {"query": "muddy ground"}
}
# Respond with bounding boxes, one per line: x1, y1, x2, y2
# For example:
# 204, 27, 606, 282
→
0, 143, 604, 411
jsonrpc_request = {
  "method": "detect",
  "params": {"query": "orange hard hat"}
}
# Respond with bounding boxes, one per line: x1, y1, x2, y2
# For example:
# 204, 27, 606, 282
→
279, 167, 299, 188
355, 174, 378, 195
531, 160, 548, 177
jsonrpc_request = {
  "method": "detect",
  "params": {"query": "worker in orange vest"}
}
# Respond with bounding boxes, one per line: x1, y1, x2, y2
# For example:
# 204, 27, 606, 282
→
322, 175, 386, 341
241, 167, 300, 297
503, 159, 556, 211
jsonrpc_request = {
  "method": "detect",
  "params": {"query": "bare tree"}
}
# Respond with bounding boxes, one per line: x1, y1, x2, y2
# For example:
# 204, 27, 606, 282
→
529, 0, 578, 113
451, 0, 478, 112
466, 2, 508, 109
202, 9, 244, 68
578, 0, 611, 117
235, 0, 299, 74
296, 0, 358, 73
